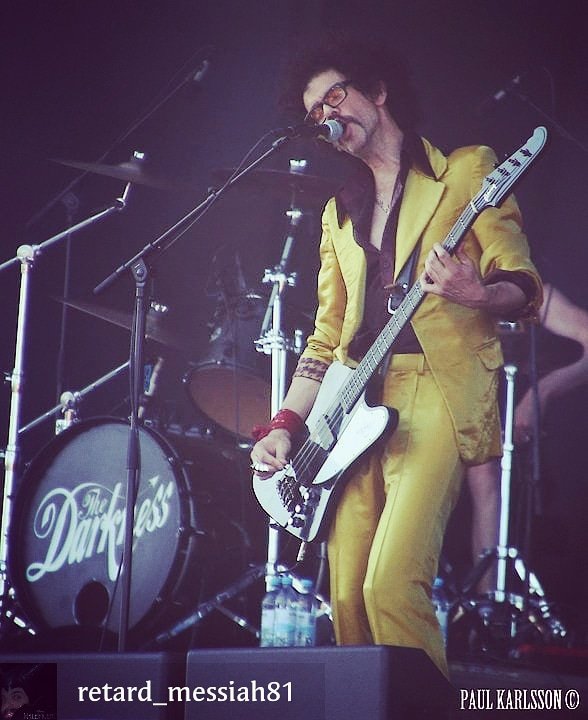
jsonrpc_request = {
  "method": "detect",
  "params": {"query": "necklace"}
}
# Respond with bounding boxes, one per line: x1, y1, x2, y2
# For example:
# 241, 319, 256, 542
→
374, 195, 391, 214
375, 175, 404, 216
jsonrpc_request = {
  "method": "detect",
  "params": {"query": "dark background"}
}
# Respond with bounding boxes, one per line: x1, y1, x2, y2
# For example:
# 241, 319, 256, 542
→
1, 0, 587, 647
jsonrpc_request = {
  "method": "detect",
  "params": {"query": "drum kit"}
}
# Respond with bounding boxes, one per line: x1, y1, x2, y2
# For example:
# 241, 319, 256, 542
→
0, 153, 336, 651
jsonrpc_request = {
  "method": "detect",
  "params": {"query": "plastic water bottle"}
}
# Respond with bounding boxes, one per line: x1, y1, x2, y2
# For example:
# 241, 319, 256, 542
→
432, 576, 450, 647
294, 578, 317, 646
260, 575, 281, 647
274, 574, 297, 646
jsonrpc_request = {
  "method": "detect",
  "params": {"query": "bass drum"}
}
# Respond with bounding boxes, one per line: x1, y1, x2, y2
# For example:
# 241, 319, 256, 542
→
10, 418, 206, 645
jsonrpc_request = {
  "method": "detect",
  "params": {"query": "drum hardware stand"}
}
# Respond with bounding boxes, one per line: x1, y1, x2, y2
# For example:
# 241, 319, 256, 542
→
459, 362, 566, 648
253, 194, 333, 628
0, 188, 131, 633
255, 202, 306, 588
253, 168, 332, 615
17, 360, 130, 437
257, 209, 303, 416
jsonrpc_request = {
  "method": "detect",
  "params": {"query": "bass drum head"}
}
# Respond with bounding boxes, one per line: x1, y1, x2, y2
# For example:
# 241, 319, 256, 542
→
186, 292, 271, 439
10, 418, 201, 642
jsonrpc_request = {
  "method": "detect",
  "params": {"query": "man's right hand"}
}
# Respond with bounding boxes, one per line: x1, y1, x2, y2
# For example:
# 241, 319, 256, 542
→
250, 428, 292, 476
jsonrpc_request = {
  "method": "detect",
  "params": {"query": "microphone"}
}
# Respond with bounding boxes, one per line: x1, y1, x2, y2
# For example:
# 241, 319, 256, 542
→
476, 74, 524, 114
273, 118, 344, 143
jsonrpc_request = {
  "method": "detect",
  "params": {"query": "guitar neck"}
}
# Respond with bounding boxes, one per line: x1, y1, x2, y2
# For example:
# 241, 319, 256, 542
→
329, 126, 547, 417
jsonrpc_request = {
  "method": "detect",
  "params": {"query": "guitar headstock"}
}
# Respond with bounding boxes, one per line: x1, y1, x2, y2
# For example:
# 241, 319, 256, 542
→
474, 126, 547, 212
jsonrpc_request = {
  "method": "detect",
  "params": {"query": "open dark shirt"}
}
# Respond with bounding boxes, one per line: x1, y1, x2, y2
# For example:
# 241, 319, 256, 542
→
337, 134, 430, 361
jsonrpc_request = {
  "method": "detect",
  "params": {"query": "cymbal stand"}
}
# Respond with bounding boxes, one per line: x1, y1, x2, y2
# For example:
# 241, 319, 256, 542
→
0, 191, 129, 630
18, 360, 130, 436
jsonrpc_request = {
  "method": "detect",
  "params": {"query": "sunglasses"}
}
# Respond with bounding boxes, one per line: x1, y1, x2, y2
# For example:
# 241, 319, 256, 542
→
304, 80, 351, 125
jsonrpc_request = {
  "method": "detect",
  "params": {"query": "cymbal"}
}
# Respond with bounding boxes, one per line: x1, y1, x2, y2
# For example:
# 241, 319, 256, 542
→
57, 297, 198, 356
212, 168, 340, 200
52, 158, 175, 190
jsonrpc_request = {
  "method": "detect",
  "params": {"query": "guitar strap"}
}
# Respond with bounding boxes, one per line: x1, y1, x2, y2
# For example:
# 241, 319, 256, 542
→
378, 239, 422, 379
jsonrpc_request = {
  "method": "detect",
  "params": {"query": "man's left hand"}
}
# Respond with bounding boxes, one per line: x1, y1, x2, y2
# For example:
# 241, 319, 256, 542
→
420, 243, 487, 308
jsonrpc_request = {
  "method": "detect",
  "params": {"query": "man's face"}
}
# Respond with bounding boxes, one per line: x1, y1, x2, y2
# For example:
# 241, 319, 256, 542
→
1, 687, 29, 719
302, 69, 385, 158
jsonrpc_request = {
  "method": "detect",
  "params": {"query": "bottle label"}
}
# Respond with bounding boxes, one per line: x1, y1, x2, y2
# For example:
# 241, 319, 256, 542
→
260, 607, 275, 647
295, 609, 316, 646
274, 607, 295, 646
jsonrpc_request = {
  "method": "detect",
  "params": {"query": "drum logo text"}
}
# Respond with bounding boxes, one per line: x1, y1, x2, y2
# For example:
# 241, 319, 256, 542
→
25, 478, 174, 582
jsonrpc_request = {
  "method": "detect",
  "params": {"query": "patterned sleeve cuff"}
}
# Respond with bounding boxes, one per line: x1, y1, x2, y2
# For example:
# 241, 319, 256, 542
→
293, 357, 329, 382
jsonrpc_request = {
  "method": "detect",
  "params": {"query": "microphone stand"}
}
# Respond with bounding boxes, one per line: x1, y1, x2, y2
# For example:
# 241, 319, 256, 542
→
93, 133, 291, 650
0, 191, 129, 627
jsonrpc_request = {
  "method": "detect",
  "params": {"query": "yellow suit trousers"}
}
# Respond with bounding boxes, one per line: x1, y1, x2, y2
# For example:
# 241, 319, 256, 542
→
328, 354, 464, 678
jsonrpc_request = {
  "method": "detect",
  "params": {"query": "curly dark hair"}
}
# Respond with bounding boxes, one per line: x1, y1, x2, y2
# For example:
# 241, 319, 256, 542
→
280, 30, 421, 134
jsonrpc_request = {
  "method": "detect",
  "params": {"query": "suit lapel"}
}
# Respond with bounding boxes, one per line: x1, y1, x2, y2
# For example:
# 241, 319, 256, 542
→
394, 168, 445, 281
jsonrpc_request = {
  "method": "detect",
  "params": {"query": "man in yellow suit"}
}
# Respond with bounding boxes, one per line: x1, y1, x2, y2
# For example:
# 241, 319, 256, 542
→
250, 33, 542, 678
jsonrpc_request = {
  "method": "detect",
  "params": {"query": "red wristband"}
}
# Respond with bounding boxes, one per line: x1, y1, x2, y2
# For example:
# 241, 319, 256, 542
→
251, 408, 304, 442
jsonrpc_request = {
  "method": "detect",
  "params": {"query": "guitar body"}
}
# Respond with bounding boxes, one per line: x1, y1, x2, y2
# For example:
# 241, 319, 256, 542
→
253, 362, 396, 541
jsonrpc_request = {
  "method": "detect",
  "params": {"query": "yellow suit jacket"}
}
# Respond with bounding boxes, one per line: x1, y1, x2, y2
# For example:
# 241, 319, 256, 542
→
301, 138, 542, 464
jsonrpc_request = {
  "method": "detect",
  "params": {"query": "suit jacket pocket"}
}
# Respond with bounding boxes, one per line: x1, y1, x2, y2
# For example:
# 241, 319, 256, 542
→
475, 338, 503, 370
